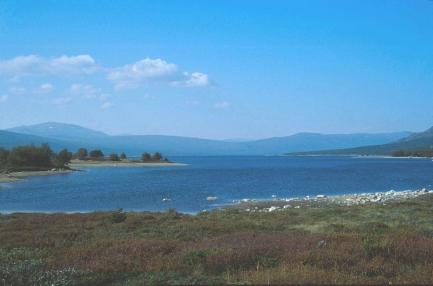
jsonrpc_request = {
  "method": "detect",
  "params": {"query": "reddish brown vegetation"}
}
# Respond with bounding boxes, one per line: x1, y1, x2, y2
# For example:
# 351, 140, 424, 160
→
1, 195, 433, 285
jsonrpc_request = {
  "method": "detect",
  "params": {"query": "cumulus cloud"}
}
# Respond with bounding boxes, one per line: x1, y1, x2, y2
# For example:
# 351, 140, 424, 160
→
108, 57, 210, 89
0, 95, 8, 103
214, 101, 230, 109
0, 55, 211, 96
0, 55, 97, 76
107, 58, 178, 89
37, 83, 54, 93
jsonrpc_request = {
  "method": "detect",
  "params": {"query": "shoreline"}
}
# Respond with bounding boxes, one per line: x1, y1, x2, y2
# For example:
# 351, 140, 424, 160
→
0, 160, 186, 183
290, 154, 432, 159
1, 187, 431, 214
70, 160, 187, 168
0, 169, 74, 183
228, 188, 433, 212
2, 193, 432, 284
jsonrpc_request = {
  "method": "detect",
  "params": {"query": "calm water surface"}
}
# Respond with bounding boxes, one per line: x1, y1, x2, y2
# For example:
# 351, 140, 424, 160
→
0, 156, 432, 213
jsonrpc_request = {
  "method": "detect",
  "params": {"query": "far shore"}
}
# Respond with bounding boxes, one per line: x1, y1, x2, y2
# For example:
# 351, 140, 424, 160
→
69, 159, 187, 168
0, 160, 186, 183
290, 154, 433, 159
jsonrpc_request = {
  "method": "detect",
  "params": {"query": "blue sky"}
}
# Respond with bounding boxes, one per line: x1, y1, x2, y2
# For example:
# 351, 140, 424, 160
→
0, 0, 432, 139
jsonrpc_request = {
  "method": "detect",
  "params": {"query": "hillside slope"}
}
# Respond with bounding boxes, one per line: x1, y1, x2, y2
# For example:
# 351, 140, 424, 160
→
0, 130, 81, 151
292, 126, 433, 156
2, 122, 412, 156
8, 122, 108, 141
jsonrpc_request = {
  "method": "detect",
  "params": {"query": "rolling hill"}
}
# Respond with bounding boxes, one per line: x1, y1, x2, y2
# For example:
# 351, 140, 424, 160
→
1, 122, 412, 156
0, 130, 81, 151
292, 126, 433, 156
8, 122, 108, 141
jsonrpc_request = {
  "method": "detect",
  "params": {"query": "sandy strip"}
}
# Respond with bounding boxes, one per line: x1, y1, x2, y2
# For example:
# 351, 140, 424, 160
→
0, 170, 74, 183
69, 161, 187, 168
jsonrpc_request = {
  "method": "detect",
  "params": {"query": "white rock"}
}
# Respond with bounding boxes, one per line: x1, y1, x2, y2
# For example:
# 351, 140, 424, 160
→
283, 205, 292, 209
268, 206, 279, 212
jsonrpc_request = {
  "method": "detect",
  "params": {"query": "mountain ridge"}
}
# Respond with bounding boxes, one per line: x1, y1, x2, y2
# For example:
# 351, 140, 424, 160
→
1, 122, 412, 156
291, 125, 433, 156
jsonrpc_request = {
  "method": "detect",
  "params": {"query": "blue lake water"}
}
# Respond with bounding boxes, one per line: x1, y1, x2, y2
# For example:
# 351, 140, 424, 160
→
0, 156, 432, 213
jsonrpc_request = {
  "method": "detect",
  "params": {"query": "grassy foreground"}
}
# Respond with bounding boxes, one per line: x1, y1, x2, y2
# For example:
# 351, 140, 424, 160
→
1, 195, 433, 285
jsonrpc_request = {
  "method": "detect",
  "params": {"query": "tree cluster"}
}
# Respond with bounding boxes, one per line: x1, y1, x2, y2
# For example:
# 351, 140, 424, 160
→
141, 152, 168, 162
72, 148, 168, 162
0, 144, 72, 172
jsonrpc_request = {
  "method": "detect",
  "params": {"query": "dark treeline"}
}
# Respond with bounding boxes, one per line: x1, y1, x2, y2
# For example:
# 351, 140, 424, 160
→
391, 150, 433, 157
0, 144, 72, 172
74, 148, 169, 163
0, 145, 170, 172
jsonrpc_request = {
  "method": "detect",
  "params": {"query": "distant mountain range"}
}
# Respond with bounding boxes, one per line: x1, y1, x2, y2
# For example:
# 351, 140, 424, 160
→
0, 122, 413, 156
9, 122, 108, 141
293, 126, 433, 156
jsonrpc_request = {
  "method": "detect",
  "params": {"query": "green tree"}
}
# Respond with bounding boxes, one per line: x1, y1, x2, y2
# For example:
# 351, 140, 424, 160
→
109, 153, 120, 161
7, 145, 54, 170
120, 153, 127, 160
0, 147, 9, 170
57, 149, 72, 165
152, 152, 162, 161
75, 148, 88, 160
89, 149, 104, 159
141, 152, 151, 162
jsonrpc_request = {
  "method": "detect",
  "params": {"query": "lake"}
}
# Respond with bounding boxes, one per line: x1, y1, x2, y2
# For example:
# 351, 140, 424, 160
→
0, 156, 432, 213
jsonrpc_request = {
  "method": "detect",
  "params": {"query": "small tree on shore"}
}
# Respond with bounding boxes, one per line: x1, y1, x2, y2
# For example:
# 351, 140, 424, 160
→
0, 148, 9, 170
109, 153, 120, 161
120, 153, 127, 160
75, 148, 88, 160
57, 149, 72, 165
89, 149, 104, 159
152, 152, 162, 161
141, 152, 151, 162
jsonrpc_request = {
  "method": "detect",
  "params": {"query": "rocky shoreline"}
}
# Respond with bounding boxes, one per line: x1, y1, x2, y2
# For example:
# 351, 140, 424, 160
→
229, 188, 433, 212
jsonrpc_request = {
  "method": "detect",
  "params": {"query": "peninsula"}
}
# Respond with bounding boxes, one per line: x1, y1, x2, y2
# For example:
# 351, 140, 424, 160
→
0, 145, 181, 183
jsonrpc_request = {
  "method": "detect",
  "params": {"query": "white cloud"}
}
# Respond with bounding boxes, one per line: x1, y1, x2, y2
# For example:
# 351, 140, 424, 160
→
174, 72, 210, 87
214, 101, 230, 109
108, 58, 210, 89
0, 55, 97, 76
1, 55, 211, 94
70, 83, 110, 100
37, 83, 54, 93
0, 95, 8, 103
107, 58, 178, 89
52, 96, 72, 105
100, 102, 113, 109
